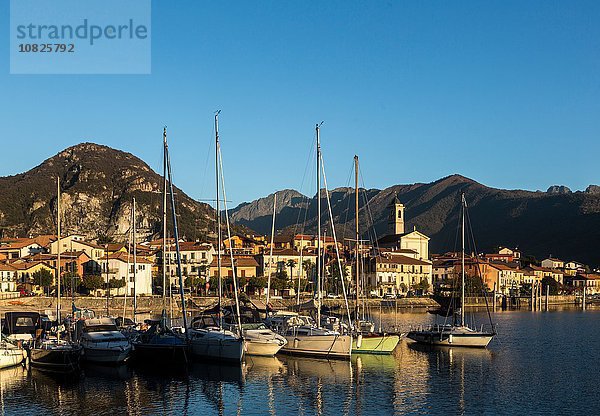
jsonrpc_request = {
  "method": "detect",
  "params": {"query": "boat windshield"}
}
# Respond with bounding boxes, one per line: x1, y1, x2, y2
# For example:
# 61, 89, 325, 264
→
85, 325, 118, 333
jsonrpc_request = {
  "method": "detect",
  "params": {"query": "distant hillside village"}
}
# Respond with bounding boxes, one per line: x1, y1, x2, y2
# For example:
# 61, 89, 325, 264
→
0, 195, 598, 299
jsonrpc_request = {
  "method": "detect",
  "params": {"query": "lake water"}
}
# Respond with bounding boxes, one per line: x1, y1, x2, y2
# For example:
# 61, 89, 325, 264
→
1, 308, 598, 415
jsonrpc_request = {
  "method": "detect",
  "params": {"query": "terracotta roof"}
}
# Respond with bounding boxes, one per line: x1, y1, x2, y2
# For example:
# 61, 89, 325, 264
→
10, 261, 54, 271
209, 257, 259, 268
106, 243, 127, 251
265, 248, 312, 257
377, 255, 430, 266
178, 242, 212, 252
0, 264, 16, 272
575, 273, 600, 280
107, 252, 153, 264
31, 235, 58, 247
0, 239, 41, 250
544, 257, 563, 263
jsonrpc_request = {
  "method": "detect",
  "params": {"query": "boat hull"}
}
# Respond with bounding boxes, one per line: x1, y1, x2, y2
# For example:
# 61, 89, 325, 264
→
29, 346, 82, 373
244, 340, 284, 357
281, 334, 352, 359
83, 345, 132, 364
0, 348, 26, 369
190, 337, 244, 363
352, 334, 400, 354
407, 330, 494, 348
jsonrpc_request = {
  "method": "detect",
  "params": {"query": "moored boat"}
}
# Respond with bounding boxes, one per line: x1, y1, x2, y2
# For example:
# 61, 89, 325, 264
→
352, 332, 401, 354
29, 339, 82, 373
76, 317, 132, 364
0, 334, 26, 369
407, 193, 495, 348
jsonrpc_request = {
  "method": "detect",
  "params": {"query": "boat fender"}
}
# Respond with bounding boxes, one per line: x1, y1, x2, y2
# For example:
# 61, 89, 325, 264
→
356, 334, 363, 349
449, 334, 453, 344
294, 338, 299, 348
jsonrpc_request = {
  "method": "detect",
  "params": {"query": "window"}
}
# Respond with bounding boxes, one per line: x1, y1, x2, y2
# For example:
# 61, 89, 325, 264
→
398, 210, 402, 219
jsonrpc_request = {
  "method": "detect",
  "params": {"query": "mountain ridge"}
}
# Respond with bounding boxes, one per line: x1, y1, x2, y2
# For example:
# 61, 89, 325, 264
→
229, 174, 600, 266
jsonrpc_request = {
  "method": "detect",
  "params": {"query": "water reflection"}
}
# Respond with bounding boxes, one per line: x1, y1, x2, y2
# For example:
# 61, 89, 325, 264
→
3, 310, 599, 415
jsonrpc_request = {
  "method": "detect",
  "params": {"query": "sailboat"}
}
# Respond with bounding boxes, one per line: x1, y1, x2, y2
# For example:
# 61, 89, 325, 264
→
132, 127, 189, 364
351, 156, 400, 354
29, 178, 82, 373
277, 124, 352, 359
407, 193, 495, 348
188, 111, 244, 363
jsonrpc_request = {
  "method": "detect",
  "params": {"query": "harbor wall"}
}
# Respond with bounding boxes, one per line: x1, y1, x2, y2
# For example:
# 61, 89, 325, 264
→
0, 295, 438, 316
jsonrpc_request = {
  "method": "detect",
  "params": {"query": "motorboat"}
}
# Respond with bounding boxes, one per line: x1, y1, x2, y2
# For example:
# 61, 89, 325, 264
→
76, 317, 132, 364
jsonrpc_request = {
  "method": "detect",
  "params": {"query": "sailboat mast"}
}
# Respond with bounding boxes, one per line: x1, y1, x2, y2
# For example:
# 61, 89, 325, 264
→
56, 177, 61, 339
266, 193, 277, 307
166, 138, 189, 338
354, 155, 360, 328
133, 197, 137, 317
105, 247, 109, 316
461, 193, 465, 327
215, 111, 222, 329
162, 127, 168, 311
316, 124, 321, 327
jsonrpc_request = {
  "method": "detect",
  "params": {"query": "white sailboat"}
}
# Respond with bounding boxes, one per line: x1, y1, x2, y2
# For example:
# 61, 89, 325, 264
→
0, 334, 26, 370
277, 124, 352, 359
188, 111, 244, 363
351, 156, 400, 354
407, 193, 495, 348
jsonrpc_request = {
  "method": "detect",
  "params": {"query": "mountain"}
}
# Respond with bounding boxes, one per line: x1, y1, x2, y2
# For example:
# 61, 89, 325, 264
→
229, 175, 600, 266
0, 143, 216, 242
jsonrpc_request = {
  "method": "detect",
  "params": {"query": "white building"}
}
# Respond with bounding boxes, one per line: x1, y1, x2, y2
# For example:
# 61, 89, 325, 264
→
159, 242, 215, 287
100, 252, 153, 296
541, 257, 564, 270
0, 264, 17, 292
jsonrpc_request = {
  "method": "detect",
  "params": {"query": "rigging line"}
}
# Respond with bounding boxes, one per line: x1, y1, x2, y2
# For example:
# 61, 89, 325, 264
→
291, 133, 317, 237
218, 143, 243, 335
198, 123, 215, 211
320, 151, 352, 327
358, 166, 382, 259
339, 160, 356, 245
464, 196, 495, 331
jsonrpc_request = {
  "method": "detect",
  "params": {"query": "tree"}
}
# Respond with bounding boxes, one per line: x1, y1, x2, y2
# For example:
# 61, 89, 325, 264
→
302, 260, 314, 279
247, 276, 267, 293
185, 276, 204, 295
33, 269, 53, 296
271, 276, 289, 291
109, 278, 126, 295
286, 259, 297, 280
542, 276, 559, 295
61, 272, 81, 296
83, 275, 104, 293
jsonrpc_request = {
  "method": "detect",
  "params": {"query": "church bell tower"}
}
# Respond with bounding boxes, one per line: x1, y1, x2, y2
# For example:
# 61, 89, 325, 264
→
388, 194, 405, 235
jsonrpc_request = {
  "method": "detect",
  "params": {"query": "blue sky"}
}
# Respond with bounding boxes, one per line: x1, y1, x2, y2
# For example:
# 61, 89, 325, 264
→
1, 1, 599, 207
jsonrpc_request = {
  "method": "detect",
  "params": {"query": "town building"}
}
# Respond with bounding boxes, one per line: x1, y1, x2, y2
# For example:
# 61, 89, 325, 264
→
0, 264, 17, 292
0, 238, 44, 259
100, 252, 153, 296
541, 257, 564, 270
258, 248, 317, 281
